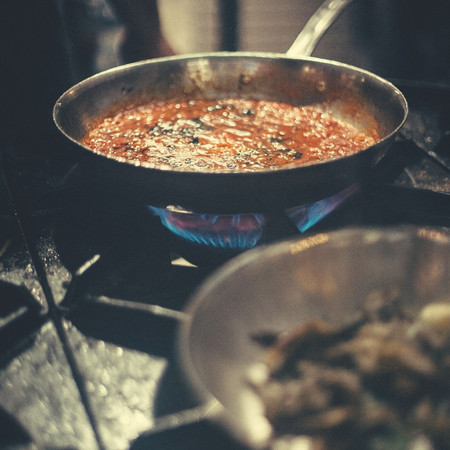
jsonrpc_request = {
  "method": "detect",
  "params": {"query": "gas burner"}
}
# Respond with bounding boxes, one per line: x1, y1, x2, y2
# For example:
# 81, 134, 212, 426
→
149, 184, 359, 264
286, 184, 360, 232
148, 205, 266, 250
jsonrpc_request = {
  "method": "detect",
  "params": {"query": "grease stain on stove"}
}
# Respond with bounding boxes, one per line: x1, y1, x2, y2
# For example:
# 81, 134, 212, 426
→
0, 321, 98, 449
0, 222, 47, 310
63, 319, 168, 449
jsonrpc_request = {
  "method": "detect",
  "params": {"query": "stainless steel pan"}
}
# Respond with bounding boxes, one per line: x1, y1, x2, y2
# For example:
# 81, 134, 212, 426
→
53, 0, 407, 213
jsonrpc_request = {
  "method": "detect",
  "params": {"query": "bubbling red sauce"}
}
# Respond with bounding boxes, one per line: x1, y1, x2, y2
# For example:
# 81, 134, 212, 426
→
82, 98, 379, 172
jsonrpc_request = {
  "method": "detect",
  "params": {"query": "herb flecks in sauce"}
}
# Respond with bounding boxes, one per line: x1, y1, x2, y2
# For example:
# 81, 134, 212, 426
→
82, 98, 379, 172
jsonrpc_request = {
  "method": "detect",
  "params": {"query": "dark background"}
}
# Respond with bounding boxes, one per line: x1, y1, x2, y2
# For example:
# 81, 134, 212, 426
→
2, 0, 450, 147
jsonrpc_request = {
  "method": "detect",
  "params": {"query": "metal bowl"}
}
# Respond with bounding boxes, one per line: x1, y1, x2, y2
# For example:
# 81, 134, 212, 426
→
178, 226, 450, 448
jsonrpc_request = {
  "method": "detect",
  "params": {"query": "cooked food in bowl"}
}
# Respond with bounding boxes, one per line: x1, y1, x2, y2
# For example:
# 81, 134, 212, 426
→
249, 288, 450, 449
81, 97, 379, 172
178, 227, 450, 449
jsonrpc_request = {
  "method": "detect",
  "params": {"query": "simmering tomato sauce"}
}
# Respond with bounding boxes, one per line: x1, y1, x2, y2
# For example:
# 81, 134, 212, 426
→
82, 98, 379, 172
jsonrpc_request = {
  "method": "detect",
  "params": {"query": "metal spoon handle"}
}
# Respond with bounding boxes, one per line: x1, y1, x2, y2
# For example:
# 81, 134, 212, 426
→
286, 0, 356, 58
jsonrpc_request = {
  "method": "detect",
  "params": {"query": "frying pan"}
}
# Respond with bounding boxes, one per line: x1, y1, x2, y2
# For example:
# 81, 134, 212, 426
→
53, 0, 407, 213
177, 226, 450, 448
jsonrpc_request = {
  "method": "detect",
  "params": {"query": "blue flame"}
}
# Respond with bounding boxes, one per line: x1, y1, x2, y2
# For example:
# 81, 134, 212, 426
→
149, 185, 358, 250
149, 206, 266, 249
286, 184, 360, 232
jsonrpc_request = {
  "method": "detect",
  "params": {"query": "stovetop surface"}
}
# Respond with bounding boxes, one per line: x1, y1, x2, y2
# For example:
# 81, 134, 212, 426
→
0, 80, 449, 449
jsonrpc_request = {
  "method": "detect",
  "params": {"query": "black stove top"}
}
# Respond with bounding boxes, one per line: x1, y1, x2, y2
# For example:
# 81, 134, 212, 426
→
0, 80, 449, 450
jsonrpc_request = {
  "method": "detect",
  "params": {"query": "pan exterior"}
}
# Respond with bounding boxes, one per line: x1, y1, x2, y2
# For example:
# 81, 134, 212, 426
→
53, 53, 408, 212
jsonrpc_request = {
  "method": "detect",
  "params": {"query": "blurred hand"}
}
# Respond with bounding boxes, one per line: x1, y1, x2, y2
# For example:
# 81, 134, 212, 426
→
108, 0, 175, 63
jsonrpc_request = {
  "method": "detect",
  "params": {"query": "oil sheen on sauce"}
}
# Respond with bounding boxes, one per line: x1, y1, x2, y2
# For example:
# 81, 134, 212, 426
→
82, 98, 379, 172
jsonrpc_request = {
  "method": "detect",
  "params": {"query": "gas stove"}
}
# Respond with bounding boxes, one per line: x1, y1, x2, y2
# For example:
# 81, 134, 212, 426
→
0, 80, 449, 449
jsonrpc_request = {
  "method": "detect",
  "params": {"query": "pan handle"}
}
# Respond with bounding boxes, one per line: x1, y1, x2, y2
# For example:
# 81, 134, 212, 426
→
286, 0, 356, 58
